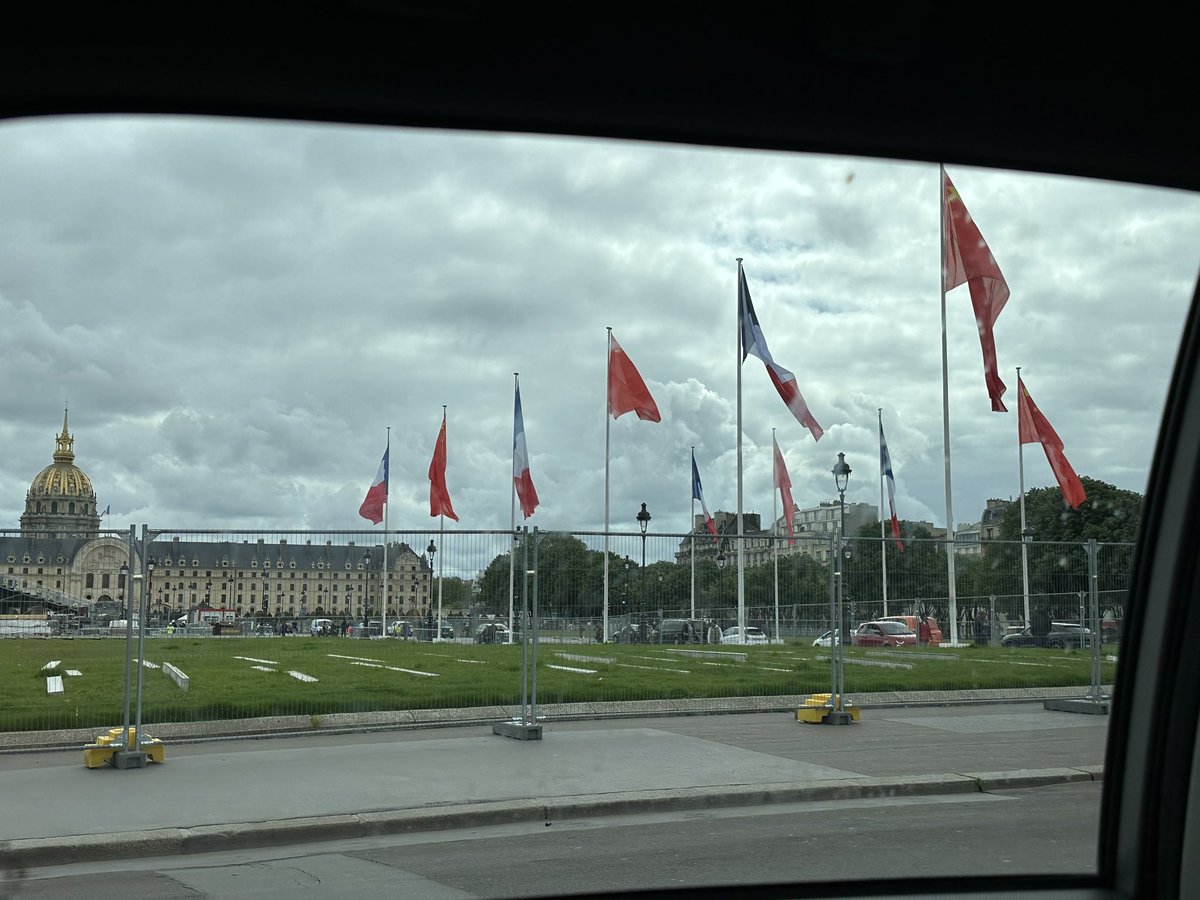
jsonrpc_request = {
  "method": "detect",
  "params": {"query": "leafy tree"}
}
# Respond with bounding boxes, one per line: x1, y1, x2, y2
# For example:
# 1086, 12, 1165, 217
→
997, 477, 1143, 544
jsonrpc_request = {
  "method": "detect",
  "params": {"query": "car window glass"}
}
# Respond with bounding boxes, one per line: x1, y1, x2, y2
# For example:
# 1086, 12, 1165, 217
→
1, 114, 1198, 892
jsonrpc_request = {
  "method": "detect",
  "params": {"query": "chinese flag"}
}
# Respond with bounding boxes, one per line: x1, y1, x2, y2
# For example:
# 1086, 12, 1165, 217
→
428, 413, 460, 521
607, 332, 661, 422
1018, 376, 1086, 509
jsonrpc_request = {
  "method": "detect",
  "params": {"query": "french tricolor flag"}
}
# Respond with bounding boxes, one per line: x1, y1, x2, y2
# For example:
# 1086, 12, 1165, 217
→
691, 451, 717, 539
513, 379, 540, 519
358, 444, 388, 525
879, 415, 905, 551
739, 262, 823, 442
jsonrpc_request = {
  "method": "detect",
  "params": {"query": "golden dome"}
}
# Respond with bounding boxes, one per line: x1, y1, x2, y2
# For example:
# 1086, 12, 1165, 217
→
26, 409, 96, 501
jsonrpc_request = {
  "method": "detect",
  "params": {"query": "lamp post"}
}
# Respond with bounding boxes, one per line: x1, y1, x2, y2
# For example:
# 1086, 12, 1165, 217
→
363, 549, 372, 628
118, 563, 127, 619
828, 452, 854, 725
426, 539, 437, 640
637, 503, 651, 624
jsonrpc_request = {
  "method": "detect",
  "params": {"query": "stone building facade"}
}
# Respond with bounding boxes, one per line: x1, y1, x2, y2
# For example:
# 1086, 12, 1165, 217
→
1, 414, 436, 622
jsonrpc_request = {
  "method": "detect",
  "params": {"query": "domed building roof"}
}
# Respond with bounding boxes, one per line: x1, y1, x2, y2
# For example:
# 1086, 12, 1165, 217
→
20, 409, 101, 538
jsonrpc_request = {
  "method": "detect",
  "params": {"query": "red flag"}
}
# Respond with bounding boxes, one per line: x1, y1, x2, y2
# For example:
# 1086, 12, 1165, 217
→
772, 434, 797, 546
428, 413, 460, 521
607, 332, 661, 422
1018, 376, 1086, 509
943, 170, 1009, 413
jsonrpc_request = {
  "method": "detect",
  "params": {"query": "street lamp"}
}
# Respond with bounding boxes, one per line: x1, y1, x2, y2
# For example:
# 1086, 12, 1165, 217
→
362, 550, 372, 625
827, 452, 854, 725
426, 540, 437, 640
146, 557, 155, 624
119, 563, 128, 618
637, 503, 651, 619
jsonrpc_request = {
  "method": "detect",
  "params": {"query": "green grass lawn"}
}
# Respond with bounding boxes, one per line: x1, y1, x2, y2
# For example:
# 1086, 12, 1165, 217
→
1, 636, 1118, 733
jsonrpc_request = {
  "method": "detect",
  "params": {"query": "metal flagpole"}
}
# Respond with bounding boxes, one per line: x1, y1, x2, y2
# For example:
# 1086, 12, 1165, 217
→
879, 410, 889, 618
772, 427, 780, 643
436, 407, 446, 641
382, 426, 390, 639
690, 447, 696, 620
603, 328, 612, 643
940, 164, 960, 646
1018, 367, 1031, 627
510, 374, 518, 642
736, 259, 746, 642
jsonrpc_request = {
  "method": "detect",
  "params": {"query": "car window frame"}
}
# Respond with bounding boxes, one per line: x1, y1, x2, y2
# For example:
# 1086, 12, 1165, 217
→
3, 17, 1197, 900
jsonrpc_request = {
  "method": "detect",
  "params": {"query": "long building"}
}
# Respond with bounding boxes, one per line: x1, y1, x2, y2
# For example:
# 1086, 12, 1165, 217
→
1, 413, 435, 623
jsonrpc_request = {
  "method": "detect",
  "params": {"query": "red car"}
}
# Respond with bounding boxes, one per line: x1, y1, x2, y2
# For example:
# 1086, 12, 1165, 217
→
852, 621, 917, 647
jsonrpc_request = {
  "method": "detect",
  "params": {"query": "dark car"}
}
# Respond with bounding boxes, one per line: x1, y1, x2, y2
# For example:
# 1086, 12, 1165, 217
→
655, 619, 702, 644
1001, 622, 1094, 649
612, 623, 656, 644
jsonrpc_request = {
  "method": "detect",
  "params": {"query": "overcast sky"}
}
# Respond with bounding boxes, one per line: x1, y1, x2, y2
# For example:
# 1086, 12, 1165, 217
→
2, 115, 1198, 547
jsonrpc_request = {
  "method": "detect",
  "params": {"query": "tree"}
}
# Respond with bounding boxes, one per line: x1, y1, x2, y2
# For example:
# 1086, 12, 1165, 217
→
998, 477, 1143, 544
993, 477, 1142, 616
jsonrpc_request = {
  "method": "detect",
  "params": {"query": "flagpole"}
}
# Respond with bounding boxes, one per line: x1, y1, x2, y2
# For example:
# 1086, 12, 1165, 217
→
939, 164, 960, 646
382, 426, 390, 639
438, 512, 445, 640
690, 447, 696, 620
603, 327, 612, 643
510, 373, 518, 643
772, 427, 779, 644
1018, 366, 1031, 627
879, 410, 888, 619
735, 259, 746, 643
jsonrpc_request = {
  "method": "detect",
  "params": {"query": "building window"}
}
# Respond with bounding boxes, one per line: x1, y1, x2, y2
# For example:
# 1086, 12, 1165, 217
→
86, 573, 94, 588
102, 573, 110, 588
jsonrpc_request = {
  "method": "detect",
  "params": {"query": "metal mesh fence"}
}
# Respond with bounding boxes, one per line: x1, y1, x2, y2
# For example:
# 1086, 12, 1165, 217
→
1, 526, 1132, 732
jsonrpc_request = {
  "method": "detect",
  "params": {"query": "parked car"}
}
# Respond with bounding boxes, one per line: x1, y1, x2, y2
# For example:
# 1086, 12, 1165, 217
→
812, 629, 840, 648
1000, 622, 1094, 649
655, 619, 703, 644
875, 615, 942, 646
474, 622, 511, 644
612, 623, 657, 644
852, 621, 917, 647
720, 626, 768, 645
309, 617, 334, 636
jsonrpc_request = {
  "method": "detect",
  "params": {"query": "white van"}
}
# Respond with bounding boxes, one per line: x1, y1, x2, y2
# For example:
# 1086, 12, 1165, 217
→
309, 618, 334, 636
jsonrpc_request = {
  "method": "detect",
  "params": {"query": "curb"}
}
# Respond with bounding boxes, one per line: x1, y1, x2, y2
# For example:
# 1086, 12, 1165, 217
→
0, 766, 1103, 869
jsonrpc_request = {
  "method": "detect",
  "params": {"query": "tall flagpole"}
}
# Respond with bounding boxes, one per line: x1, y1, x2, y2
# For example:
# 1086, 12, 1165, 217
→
510, 373, 518, 642
436, 408, 446, 643
690, 446, 696, 620
603, 327, 612, 643
879, 410, 888, 618
939, 164, 960, 646
382, 425, 390, 639
1018, 366, 1031, 627
735, 259, 746, 643
772, 427, 779, 643
438, 512, 445, 640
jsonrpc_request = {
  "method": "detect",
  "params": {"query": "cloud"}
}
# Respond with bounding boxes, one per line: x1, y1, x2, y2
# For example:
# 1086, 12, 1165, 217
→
1, 116, 1197, 567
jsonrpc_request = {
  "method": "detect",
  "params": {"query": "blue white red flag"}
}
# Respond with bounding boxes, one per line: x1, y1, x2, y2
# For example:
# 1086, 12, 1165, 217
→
513, 380, 540, 519
358, 444, 388, 524
879, 417, 905, 551
691, 451, 717, 539
738, 263, 823, 442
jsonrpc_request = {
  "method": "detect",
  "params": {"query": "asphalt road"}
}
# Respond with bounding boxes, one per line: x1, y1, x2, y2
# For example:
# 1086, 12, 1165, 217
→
1, 781, 1100, 898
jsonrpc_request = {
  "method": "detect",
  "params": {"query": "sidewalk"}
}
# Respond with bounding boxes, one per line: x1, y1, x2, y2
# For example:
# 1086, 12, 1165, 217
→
0, 693, 1110, 869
